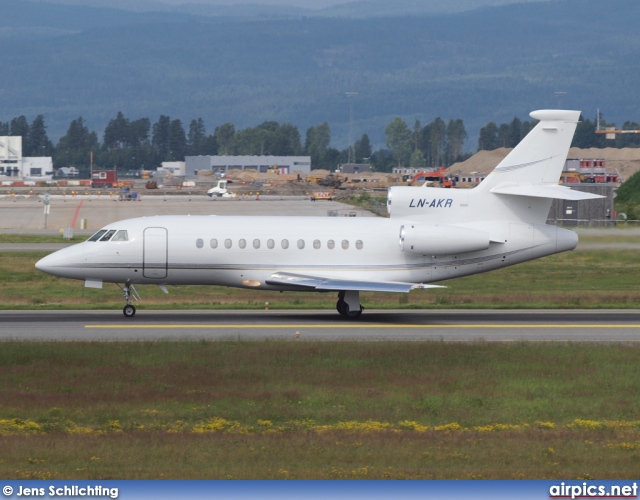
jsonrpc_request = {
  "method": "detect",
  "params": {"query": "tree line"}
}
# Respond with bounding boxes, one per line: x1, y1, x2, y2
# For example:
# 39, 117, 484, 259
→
1, 112, 635, 177
477, 113, 640, 150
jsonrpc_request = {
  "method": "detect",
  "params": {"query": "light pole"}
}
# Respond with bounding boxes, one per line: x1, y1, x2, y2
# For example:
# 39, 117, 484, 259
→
345, 92, 358, 164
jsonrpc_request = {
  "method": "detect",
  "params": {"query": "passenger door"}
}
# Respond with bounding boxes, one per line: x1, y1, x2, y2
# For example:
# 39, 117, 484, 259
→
143, 227, 168, 279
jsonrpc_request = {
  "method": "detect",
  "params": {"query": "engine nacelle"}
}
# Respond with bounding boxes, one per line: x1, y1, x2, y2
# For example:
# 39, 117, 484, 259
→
399, 224, 490, 255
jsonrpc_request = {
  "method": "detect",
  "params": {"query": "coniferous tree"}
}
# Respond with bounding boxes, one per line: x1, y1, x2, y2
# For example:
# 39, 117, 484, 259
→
152, 115, 171, 161
167, 119, 187, 161
572, 116, 596, 149
385, 117, 412, 168
507, 117, 522, 147
128, 118, 150, 148
55, 117, 99, 174
103, 112, 129, 149
10, 116, 29, 153
353, 133, 372, 164
187, 118, 207, 155
446, 118, 467, 164
214, 123, 236, 155
27, 115, 53, 156
305, 123, 331, 170
497, 123, 510, 148
478, 122, 499, 151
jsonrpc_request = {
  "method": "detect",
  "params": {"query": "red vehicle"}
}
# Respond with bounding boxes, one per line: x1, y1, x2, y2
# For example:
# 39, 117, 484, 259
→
91, 169, 117, 188
408, 167, 454, 187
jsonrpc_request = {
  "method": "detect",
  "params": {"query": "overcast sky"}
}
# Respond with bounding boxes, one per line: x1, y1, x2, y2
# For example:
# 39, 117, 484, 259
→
156, 0, 350, 7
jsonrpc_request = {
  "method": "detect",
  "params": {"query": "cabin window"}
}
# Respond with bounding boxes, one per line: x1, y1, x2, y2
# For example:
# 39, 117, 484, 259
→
281, 239, 289, 249
327, 239, 335, 250
100, 230, 117, 242
210, 238, 218, 249
224, 238, 232, 249
112, 230, 128, 242
356, 240, 363, 250
267, 239, 275, 249
253, 239, 260, 249
313, 239, 321, 249
238, 239, 246, 249
196, 238, 204, 249
341, 239, 349, 250
88, 230, 107, 242
297, 239, 305, 249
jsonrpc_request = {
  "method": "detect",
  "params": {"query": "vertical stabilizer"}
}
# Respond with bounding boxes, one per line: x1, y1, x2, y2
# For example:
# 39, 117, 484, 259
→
477, 109, 580, 192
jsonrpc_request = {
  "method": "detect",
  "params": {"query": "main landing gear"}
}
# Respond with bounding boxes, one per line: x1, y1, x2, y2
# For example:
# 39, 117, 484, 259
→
336, 290, 363, 319
119, 283, 140, 317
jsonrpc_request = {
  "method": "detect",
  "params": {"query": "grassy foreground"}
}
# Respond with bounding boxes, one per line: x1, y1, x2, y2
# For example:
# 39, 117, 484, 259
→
2, 248, 640, 310
1, 340, 640, 479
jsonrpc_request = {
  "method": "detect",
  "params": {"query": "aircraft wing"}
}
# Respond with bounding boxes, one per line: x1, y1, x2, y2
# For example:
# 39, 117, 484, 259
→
266, 272, 445, 293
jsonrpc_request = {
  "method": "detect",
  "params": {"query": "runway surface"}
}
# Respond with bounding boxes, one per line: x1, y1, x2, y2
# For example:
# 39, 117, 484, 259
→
2, 309, 640, 342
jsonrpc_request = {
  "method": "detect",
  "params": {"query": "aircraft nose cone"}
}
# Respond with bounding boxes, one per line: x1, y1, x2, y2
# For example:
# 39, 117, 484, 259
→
35, 245, 86, 279
35, 254, 54, 273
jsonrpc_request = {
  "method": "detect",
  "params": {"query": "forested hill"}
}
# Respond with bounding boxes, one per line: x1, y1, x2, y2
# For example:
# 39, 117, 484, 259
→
2, 0, 640, 147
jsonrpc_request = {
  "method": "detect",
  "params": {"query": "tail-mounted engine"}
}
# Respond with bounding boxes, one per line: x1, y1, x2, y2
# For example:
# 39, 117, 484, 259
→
399, 224, 490, 256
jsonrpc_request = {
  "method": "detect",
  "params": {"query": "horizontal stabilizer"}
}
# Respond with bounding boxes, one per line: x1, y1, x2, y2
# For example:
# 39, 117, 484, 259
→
490, 183, 605, 201
266, 272, 445, 293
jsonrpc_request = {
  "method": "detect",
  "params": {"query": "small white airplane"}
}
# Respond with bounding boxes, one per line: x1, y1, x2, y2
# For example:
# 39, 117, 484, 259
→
36, 110, 601, 318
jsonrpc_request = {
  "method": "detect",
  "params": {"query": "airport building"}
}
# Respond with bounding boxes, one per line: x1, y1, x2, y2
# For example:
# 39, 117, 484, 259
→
0, 136, 54, 181
184, 155, 311, 177
547, 184, 615, 227
338, 163, 372, 174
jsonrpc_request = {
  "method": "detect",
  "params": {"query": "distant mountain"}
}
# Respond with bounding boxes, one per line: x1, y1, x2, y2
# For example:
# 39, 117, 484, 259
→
2, 0, 639, 149
32, 0, 559, 18
2, 1, 195, 37
316, 0, 555, 18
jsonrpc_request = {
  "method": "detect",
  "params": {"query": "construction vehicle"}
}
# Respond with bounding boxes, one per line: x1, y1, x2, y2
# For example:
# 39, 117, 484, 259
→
307, 172, 328, 183
408, 167, 455, 187
559, 171, 587, 184
310, 191, 333, 201
266, 164, 289, 175
317, 173, 347, 189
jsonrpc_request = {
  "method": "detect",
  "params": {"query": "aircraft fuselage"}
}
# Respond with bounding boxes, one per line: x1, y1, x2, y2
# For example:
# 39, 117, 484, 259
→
36, 214, 577, 290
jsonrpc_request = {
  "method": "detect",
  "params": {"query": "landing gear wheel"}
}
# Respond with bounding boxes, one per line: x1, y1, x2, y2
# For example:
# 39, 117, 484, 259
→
123, 304, 136, 318
336, 299, 363, 319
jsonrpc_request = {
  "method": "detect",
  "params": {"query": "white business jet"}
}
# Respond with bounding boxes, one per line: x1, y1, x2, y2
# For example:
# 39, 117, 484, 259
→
36, 110, 601, 318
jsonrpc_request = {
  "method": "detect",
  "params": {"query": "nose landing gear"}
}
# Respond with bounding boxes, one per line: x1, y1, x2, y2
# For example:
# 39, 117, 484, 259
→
119, 283, 140, 317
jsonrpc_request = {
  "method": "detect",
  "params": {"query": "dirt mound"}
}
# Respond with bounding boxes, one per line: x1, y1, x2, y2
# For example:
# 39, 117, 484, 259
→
450, 148, 510, 174
450, 147, 640, 181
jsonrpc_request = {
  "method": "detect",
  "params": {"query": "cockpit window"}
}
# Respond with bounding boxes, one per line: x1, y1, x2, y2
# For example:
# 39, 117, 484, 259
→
99, 230, 117, 241
111, 230, 128, 242
88, 230, 107, 242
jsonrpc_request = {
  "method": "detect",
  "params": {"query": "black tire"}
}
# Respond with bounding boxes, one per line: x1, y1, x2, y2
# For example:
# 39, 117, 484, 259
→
336, 299, 363, 319
123, 304, 136, 317
344, 307, 363, 319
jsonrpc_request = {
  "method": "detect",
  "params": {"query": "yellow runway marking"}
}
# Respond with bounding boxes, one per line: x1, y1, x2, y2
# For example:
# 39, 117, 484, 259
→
85, 324, 640, 329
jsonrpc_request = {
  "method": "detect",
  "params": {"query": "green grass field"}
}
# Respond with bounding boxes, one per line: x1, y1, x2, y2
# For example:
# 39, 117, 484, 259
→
1, 340, 640, 479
